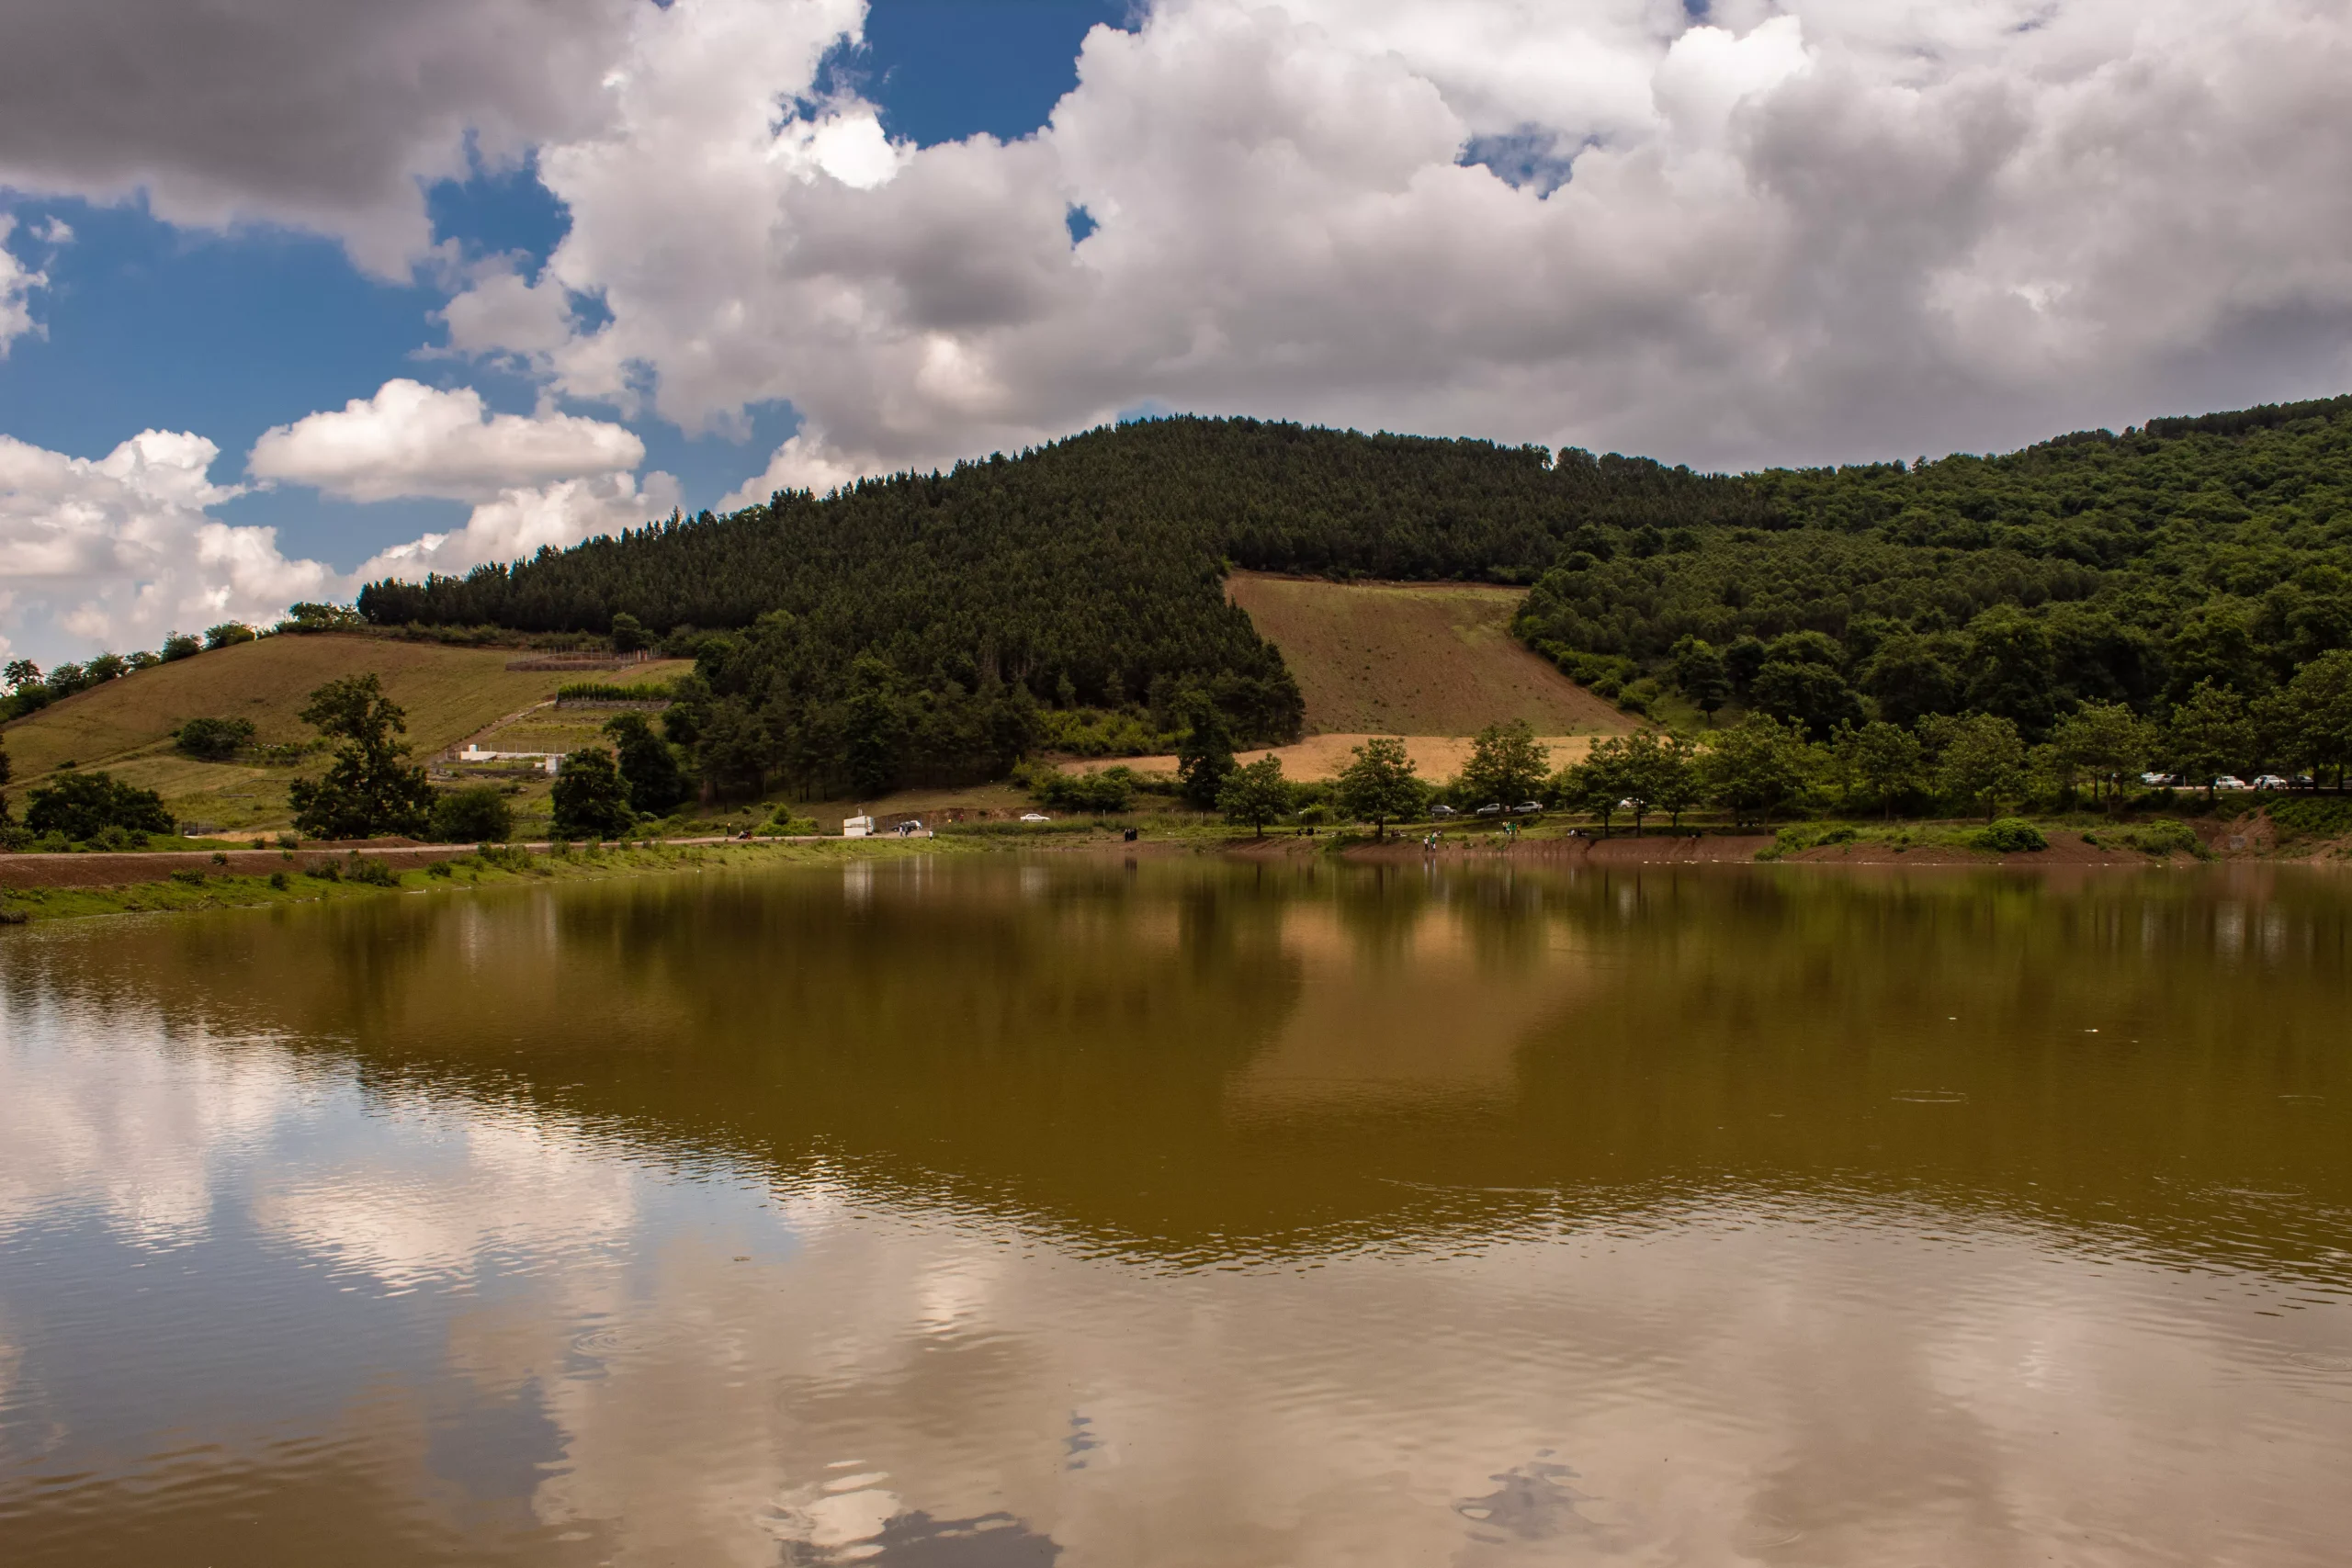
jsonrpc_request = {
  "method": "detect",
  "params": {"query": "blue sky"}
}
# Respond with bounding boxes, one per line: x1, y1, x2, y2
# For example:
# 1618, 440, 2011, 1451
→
0, 0, 1129, 570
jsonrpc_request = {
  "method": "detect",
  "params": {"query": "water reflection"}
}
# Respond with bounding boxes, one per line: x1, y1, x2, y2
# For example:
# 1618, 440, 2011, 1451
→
1, 858, 2349, 1565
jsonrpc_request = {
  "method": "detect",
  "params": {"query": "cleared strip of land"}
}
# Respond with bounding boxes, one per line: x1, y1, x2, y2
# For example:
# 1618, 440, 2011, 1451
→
1226, 571, 1629, 737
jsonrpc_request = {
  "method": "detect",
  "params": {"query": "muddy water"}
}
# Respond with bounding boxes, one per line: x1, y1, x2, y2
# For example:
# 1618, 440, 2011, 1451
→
1, 858, 2347, 1566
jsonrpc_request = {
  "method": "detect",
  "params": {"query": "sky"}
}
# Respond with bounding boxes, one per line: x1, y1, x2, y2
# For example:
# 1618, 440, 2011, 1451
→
3, 0, 2350, 663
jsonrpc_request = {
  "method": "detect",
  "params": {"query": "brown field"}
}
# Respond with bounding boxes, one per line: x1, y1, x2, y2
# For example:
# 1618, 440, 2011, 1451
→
1064, 732, 1600, 784
0, 637, 688, 831
1226, 571, 1629, 737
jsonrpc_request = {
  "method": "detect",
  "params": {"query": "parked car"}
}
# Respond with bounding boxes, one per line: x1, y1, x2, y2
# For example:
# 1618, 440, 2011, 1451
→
2139, 772, 2177, 787
1513, 801, 1544, 814
2249, 774, 2290, 790
1430, 804, 1458, 818
2211, 775, 2249, 791
1019, 812, 1051, 822
1475, 802, 1505, 817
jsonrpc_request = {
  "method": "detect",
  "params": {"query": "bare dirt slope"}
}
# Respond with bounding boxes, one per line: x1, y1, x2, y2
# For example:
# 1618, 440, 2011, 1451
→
1226, 571, 1629, 737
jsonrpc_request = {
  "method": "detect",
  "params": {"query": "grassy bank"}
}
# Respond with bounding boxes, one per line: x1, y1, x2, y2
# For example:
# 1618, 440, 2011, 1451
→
0, 836, 967, 926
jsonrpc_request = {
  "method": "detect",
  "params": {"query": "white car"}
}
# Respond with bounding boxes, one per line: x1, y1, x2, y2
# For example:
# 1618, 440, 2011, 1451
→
2211, 775, 2249, 791
1019, 812, 1051, 822
2249, 774, 2290, 790
2139, 772, 2176, 787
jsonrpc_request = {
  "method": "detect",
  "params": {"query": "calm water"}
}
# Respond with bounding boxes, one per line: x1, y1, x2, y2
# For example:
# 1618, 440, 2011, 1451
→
2, 856, 2348, 1566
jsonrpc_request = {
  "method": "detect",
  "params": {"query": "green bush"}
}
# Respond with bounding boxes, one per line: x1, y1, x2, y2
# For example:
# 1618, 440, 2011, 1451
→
25, 772, 175, 840
425, 860, 454, 878
308, 861, 341, 882
346, 856, 401, 887
268, 871, 289, 890
2111, 818, 2204, 857
175, 716, 256, 760
169, 868, 206, 886
1035, 767, 1135, 813
429, 784, 514, 843
1973, 818, 2048, 852
478, 844, 535, 873
2263, 796, 2352, 843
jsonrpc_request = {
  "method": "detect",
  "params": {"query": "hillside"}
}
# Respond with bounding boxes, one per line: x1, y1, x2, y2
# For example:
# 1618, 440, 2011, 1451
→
1, 637, 689, 832
1225, 573, 1626, 736
1519, 393, 2352, 742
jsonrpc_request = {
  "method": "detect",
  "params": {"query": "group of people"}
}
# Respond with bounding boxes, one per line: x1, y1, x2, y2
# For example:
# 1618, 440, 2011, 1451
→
1420, 821, 1517, 853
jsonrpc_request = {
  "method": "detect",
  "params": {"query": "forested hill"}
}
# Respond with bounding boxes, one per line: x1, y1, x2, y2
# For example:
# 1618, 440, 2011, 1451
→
1516, 393, 2352, 739
356, 417, 1752, 791
357, 397, 2352, 795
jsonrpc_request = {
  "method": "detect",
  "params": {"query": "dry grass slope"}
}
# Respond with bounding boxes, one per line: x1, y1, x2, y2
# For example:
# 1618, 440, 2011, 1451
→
0, 637, 689, 831
1226, 571, 1630, 738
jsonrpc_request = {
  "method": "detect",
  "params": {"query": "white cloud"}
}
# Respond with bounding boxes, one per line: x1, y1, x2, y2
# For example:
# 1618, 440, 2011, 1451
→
429, 0, 2352, 486
0, 216, 51, 356
248, 378, 648, 502
0, 429, 335, 657
0, 410, 675, 660
353, 469, 681, 582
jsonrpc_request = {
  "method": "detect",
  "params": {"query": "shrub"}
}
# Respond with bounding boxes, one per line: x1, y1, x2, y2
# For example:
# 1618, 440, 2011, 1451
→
478, 844, 535, 873
175, 716, 257, 760
25, 772, 175, 840
1973, 818, 2049, 853
204, 622, 256, 649
550, 747, 635, 840
169, 869, 206, 886
558, 681, 675, 702
2263, 796, 2352, 843
268, 870, 289, 890
160, 632, 201, 661
309, 861, 342, 882
346, 856, 401, 887
428, 784, 514, 843
1035, 767, 1135, 813
2112, 819, 2204, 857
425, 860, 454, 878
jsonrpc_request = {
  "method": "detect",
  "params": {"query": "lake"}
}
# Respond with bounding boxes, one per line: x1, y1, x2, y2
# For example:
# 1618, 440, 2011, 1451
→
2, 855, 2348, 1566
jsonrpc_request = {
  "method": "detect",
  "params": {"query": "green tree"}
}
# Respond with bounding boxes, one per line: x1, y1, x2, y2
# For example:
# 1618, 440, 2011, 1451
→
1669, 637, 1729, 723
204, 622, 255, 649
1176, 696, 1238, 810
604, 712, 687, 814
25, 772, 175, 840
288, 674, 435, 840
1860, 635, 1961, 728
2048, 701, 2155, 806
2266, 650, 2352, 790
1217, 753, 1295, 837
1650, 733, 1703, 829
4, 658, 40, 690
1928, 712, 2029, 819
159, 633, 200, 662
1845, 720, 1926, 818
1457, 718, 1549, 806
1699, 714, 1809, 826
2166, 681, 2255, 797
1335, 737, 1422, 840
1605, 730, 1687, 835
551, 748, 636, 840
428, 785, 514, 843
1555, 744, 1627, 836
608, 611, 653, 653
1750, 658, 1863, 739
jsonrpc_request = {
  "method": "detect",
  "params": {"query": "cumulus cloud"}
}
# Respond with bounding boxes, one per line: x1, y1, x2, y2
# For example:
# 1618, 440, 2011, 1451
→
0, 216, 52, 355
248, 379, 648, 503
0, 429, 336, 656
0, 393, 675, 659
431, 0, 2352, 487
0, 0, 647, 276
352, 469, 681, 583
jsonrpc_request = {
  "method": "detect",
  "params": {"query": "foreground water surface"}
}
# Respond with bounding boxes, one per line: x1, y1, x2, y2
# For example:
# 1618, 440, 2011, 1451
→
1, 855, 2348, 1566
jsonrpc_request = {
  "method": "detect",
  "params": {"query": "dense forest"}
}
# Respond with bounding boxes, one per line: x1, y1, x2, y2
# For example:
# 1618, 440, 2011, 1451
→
1515, 394, 2352, 745
354, 398, 2352, 799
